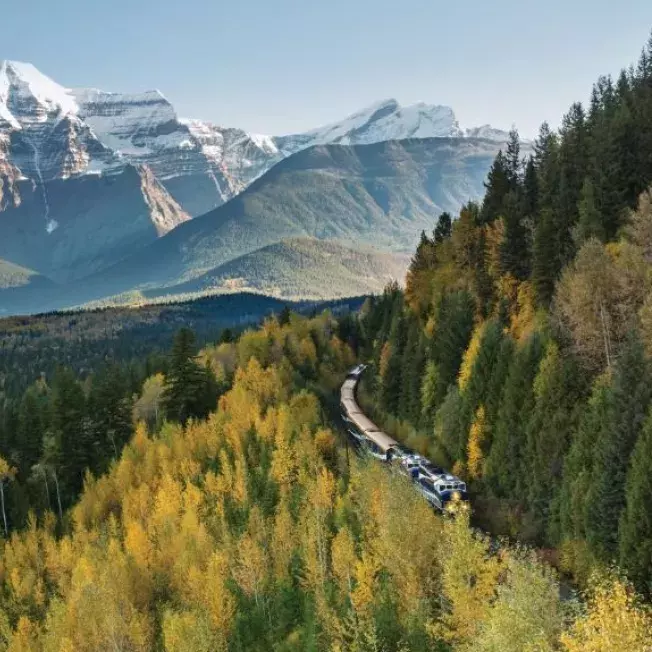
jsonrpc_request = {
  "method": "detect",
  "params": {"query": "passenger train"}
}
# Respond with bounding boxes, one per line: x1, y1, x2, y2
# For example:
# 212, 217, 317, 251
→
340, 364, 468, 511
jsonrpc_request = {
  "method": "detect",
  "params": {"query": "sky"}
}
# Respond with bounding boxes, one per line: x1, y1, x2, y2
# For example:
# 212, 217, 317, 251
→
2, 0, 651, 138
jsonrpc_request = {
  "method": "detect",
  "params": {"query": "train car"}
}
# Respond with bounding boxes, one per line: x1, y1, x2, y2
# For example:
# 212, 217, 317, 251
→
416, 474, 468, 511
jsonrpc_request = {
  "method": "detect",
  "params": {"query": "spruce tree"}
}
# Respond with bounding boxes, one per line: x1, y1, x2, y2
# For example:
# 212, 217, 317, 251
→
500, 190, 530, 281
163, 328, 217, 426
523, 343, 583, 537
532, 209, 558, 307
485, 333, 544, 499
619, 407, 652, 594
434, 212, 453, 244
87, 365, 133, 469
50, 367, 91, 504
585, 334, 652, 560
523, 156, 538, 217
554, 375, 613, 545
480, 151, 511, 225
575, 176, 605, 243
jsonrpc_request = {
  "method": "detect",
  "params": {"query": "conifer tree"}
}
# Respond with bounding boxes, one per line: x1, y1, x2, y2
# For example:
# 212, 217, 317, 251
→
619, 407, 652, 594
485, 334, 544, 499
480, 151, 511, 225
434, 212, 453, 244
585, 333, 652, 560
500, 190, 530, 280
523, 343, 583, 535
523, 156, 539, 217
50, 367, 91, 503
532, 208, 559, 307
575, 176, 605, 243
163, 328, 218, 426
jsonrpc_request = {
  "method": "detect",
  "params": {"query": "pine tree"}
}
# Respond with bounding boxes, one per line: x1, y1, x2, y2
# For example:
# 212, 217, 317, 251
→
575, 176, 605, 243
16, 383, 47, 480
485, 334, 544, 499
523, 156, 539, 217
504, 128, 523, 191
480, 151, 511, 225
434, 212, 453, 244
50, 367, 91, 503
532, 208, 558, 307
585, 334, 652, 560
523, 343, 583, 536
500, 190, 530, 280
163, 328, 218, 426
554, 374, 612, 546
619, 407, 652, 594
88, 365, 133, 468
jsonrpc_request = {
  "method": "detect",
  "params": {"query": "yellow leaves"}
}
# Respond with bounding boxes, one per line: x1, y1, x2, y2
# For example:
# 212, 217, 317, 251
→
350, 552, 379, 618
0, 457, 16, 482
379, 342, 392, 381
561, 574, 652, 652
436, 508, 501, 646
467, 405, 488, 480
233, 533, 267, 605
331, 526, 357, 596
7, 617, 41, 652
459, 323, 486, 389
270, 499, 296, 584
124, 519, 152, 571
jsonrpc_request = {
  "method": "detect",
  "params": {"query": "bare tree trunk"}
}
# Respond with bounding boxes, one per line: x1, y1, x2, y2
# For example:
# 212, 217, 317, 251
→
0, 482, 7, 536
43, 469, 51, 510
53, 470, 63, 522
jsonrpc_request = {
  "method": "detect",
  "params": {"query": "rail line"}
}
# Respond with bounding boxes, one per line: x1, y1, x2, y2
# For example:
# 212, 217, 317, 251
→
339, 364, 468, 511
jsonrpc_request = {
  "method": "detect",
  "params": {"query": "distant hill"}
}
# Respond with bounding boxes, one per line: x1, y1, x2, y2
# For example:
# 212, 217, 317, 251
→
141, 238, 410, 301
71, 139, 500, 300
1, 138, 502, 315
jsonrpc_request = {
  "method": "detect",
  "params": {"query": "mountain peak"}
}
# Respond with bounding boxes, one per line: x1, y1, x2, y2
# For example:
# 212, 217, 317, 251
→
0, 60, 78, 121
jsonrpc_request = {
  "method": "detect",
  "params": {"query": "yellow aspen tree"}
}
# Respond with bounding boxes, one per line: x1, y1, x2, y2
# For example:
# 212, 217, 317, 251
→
331, 526, 357, 600
434, 507, 500, 647
232, 453, 248, 506
270, 498, 296, 584
467, 405, 488, 480
7, 616, 41, 652
560, 574, 652, 652
162, 610, 217, 652
350, 552, 379, 619
458, 323, 486, 389
234, 533, 267, 608
270, 406, 298, 495
379, 342, 392, 382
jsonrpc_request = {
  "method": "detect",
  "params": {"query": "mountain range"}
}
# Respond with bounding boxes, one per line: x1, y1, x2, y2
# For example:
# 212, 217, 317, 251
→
0, 59, 513, 315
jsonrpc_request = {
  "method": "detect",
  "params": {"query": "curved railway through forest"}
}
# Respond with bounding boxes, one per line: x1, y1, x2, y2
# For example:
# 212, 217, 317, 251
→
339, 364, 468, 511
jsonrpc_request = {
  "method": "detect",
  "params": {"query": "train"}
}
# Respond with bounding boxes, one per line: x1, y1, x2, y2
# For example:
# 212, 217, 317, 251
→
340, 364, 468, 511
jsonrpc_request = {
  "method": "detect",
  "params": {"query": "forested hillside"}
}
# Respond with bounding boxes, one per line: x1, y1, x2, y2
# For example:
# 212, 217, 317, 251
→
357, 32, 652, 595
0, 310, 649, 651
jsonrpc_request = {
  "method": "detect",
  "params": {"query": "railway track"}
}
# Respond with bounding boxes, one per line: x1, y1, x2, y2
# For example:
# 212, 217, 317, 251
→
339, 364, 468, 511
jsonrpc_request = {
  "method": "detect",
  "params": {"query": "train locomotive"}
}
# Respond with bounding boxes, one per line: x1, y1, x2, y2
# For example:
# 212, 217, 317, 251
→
340, 364, 468, 511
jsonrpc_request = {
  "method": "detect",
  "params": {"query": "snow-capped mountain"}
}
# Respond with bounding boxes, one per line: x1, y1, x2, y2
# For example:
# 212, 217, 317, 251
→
0, 58, 516, 311
1, 60, 513, 223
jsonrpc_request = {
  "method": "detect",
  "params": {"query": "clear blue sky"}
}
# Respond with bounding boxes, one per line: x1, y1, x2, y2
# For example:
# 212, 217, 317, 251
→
3, 0, 651, 137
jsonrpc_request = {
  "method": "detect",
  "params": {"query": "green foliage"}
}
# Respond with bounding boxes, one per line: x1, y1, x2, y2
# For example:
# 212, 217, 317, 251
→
485, 334, 544, 499
585, 334, 652, 559
619, 407, 652, 595
163, 328, 220, 425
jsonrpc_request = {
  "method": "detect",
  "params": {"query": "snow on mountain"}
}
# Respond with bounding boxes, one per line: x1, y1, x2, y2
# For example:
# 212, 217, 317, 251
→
292, 98, 463, 146
0, 60, 78, 126
0, 59, 517, 240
